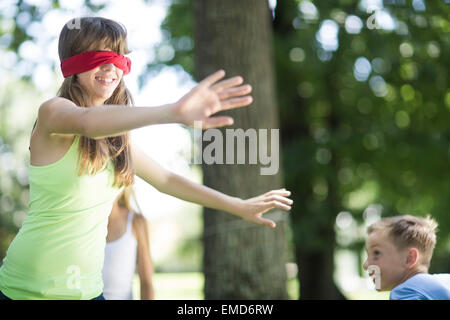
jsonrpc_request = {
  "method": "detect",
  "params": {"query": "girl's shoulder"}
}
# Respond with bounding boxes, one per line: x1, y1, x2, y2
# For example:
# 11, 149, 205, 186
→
30, 98, 78, 166
37, 96, 78, 132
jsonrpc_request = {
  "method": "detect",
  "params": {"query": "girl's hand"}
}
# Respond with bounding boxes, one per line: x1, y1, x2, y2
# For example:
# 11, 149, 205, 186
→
173, 69, 253, 129
234, 189, 293, 228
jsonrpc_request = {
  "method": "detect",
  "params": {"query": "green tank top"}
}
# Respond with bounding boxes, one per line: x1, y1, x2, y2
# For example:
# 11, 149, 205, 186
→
0, 135, 122, 299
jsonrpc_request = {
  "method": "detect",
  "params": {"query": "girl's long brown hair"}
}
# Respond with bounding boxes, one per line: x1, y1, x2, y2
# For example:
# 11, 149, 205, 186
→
57, 17, 134, 188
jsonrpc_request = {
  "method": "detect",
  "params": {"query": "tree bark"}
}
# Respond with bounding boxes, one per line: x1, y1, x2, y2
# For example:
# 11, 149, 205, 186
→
193, 0, 289, 299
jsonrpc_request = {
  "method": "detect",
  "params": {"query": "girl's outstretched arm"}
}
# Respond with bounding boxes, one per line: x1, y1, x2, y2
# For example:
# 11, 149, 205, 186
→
38, 70, 252, 139
132, 143, 292, 228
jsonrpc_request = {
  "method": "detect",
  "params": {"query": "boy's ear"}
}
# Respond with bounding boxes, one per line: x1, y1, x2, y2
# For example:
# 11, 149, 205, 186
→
405, 248, 419, 268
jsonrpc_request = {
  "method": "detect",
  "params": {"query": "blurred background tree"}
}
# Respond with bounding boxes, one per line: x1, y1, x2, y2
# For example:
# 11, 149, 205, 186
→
271, 0, 450, 299
1, 0, 449, 299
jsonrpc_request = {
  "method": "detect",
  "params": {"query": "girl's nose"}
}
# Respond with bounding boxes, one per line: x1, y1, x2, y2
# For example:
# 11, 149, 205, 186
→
101, 63, 116, 71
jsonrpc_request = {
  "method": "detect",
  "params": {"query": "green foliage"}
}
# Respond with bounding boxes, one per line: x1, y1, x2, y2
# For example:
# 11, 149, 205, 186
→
276, 0, 450, 272
0, 75, 43, 259
139, 0, 195, 87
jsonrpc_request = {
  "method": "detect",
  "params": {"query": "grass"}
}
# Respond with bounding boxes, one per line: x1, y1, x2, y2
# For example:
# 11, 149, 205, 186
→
131, 272, 387, 300
137, 272, 204, 300
133, 273, 299, 300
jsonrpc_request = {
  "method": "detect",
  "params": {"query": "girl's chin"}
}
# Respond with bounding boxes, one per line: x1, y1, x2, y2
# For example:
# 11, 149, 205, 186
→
90, 93, 114, 105
94, 89, 115, 99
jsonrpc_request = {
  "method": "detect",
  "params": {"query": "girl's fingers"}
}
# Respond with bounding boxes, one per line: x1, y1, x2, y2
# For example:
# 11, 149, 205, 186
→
268, 200, 291, 211
210, 76, 244, 92
217, 85, 252, 100
199, 69, 226, 88
241, 189, 293, 227
256, 217, 276, 228
220, 96, 253, 111
202, 116, 234, 129
265, 195, 293, 206
266, 189, 291, 197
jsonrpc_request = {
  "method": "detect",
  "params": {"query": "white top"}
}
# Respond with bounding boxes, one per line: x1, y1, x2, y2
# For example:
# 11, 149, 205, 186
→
102, 211, 137, 300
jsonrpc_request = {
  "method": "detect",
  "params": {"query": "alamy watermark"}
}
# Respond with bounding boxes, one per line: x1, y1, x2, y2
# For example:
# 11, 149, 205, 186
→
66, 264, 81, 290
66, 18, 81, 30
366, 8, 381, 30
191, 121, 280, 176
367, 265, 381, 290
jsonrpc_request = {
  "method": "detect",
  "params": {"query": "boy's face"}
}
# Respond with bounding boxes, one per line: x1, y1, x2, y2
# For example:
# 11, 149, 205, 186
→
363, 230, 409, 291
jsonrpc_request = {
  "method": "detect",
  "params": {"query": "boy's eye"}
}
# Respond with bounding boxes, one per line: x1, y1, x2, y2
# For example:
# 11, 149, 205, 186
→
373, 250, 380, 256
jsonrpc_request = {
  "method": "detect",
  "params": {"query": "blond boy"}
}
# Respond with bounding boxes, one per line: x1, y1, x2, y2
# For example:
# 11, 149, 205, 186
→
363, 215, 450, 300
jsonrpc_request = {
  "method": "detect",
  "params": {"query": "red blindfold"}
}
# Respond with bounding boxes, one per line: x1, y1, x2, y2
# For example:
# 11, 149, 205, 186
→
61, 51, 131, 78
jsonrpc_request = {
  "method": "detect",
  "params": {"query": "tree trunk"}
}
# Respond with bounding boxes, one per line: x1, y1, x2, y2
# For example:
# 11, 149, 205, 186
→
193, 0, 289, 299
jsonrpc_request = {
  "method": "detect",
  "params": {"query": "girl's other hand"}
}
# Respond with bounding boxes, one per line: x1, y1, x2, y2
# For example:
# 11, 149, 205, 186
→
234, 188, 293, 228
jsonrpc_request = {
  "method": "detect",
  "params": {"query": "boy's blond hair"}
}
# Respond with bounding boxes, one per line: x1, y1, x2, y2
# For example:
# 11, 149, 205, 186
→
367, 215, 438, 268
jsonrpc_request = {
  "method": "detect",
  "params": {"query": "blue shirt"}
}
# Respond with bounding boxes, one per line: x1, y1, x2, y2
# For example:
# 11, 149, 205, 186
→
390, 273, 450, 300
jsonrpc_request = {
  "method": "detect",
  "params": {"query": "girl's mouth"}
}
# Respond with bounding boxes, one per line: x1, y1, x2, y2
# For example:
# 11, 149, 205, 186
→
95, 77, 116, 85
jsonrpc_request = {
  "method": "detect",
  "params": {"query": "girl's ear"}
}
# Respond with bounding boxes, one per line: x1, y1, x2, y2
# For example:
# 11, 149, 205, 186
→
405, 248, 419, 269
